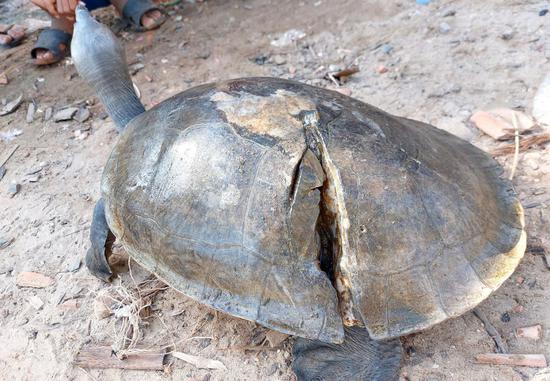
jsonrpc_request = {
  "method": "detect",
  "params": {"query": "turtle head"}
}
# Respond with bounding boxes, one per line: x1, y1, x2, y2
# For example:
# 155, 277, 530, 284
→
72, 4, 144, 131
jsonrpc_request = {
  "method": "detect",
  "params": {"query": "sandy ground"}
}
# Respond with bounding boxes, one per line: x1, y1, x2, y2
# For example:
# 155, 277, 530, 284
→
1, 0, 549, 380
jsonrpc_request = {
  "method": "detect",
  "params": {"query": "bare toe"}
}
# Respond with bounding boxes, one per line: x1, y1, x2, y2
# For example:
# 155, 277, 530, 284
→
0, 33, 13, 45
140, 9, 165, 30
7, 25, 26, 43
34, 46, 66, 66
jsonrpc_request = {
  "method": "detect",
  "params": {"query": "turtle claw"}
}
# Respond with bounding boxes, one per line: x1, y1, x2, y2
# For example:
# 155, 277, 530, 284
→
292, 326, 402, 381
86, 199, 115, 282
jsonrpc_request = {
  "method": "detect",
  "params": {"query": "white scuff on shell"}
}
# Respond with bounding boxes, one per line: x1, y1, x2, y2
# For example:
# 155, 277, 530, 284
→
220, 184, 241, 207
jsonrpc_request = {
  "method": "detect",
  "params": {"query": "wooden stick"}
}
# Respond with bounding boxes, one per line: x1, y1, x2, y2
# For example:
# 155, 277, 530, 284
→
475, 353, 547, 367
473, 308, 508, 353
0, 144, 19, 168
508, 113, 520, 180
74, 345, 165, 370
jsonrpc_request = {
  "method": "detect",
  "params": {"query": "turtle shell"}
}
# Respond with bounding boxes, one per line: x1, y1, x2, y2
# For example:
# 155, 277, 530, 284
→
101, 77, 525, 343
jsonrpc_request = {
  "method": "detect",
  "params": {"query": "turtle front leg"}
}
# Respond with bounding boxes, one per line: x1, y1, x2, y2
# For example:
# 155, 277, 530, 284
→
86, 199, 115, 282
292, 326, 402, 381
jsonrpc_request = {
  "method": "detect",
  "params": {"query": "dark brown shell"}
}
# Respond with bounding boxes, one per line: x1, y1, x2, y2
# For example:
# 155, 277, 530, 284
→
101, 78, 525, 342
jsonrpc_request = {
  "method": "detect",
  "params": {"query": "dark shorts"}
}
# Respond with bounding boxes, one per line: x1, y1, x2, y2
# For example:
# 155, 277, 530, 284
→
84, 0, 112, 11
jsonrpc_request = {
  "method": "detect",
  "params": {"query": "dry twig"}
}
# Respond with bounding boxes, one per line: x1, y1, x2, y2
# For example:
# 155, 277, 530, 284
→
95, 264, 168, 358
0, 144, 19, 168
508, 113, 520, 180
473, 308, 508, 354
492, 133, 550, 156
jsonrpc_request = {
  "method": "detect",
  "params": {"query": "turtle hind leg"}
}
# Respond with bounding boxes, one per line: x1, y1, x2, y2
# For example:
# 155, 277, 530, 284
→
86, 199, 115, 282
292, 326, 402, 381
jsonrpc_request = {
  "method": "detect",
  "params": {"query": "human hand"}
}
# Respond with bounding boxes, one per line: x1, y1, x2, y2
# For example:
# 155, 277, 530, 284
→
55, 0, 78, 18
30, 0, 60, 18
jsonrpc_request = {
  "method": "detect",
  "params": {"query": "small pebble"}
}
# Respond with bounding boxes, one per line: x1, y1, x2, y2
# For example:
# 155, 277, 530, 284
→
273, 55, 287, 65
439, 22, 451, 34
254, 55, 268, 65
0, 237, 13, 250
539, 9, 548, 16
196, 49, 211, 60
53, 107, 78, 122
377, 65, 389, 74
44, 107, 53, 121
7, 182, 20, 197
26, 103, 35, 123
500, 28, 515, 40
65, 257, 82, 272
381, 43, 393, 54
74, 130, 89, 140
73, 107, 91, 123
512, 305, 525, 314
29, 296, 44, 310
443, 9, 456, 17
26, 174, 40, 183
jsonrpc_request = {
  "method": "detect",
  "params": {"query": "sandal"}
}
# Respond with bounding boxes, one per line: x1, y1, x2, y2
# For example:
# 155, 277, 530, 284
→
30, 28, 72, 65
122, 0, 166, 32
0, 24, 26, 50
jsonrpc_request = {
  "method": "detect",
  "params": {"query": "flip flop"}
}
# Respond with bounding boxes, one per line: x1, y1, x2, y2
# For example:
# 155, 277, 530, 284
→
30, 28, 72, 65
122, 0, 166, 32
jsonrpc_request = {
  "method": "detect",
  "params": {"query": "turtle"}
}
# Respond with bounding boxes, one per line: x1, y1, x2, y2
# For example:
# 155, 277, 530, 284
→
72, 5, 526, 381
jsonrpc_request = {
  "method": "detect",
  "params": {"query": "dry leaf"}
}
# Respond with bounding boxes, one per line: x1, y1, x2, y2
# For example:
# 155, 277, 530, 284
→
471, 109, 534, 140
470, 111, 510, 140
489, 108, 535, 132
172, 352, 226, 370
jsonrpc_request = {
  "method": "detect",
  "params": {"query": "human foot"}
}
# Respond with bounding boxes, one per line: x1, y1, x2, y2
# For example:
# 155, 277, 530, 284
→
0, 24, 26, 48
31, 16, 73, 65
112, 0, 166, 31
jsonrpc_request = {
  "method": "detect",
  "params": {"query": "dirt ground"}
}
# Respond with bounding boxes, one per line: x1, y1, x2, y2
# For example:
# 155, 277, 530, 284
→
1, 0, 549, 380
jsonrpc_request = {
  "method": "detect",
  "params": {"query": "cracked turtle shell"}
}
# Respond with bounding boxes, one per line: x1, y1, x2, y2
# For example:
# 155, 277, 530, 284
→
100, 77, 525, 343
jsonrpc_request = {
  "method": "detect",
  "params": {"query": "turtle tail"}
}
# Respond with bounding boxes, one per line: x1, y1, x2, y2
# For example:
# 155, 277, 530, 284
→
72, 4, 145, 131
